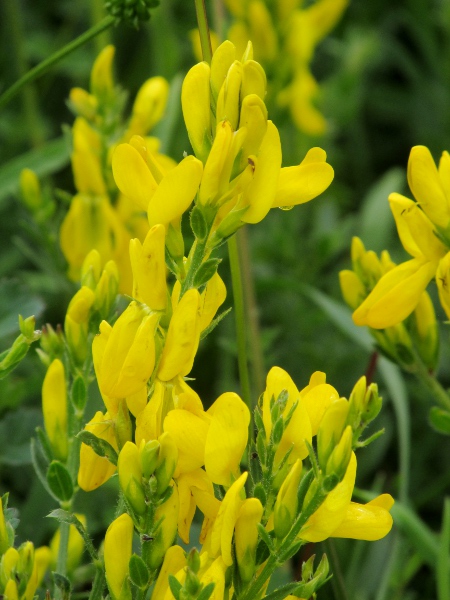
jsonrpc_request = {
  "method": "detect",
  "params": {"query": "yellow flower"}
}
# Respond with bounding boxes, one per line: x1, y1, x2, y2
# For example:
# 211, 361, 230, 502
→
129, 224, 167, 311
93, 303, 159, 399
152, 546, 186, 600
64, 286, 96, 365
78, 411, 118, 492
234, 498, 263, 582
24, 546, 51, 600
42, 359, 68, 462
274, 459, 303, 540
104, 513, 133, 600
126, 77, 170, 138
0, 499, 9, 554
147, 482, 179, 570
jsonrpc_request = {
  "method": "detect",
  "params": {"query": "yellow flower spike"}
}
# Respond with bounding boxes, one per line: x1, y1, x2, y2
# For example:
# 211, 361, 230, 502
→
238, 94, 268, 165
235, 498, 263, 582
42, 358, 68, 462
71, 118, 106, 196
20, 169, 42, 212
273, 148, 334, 208
90, 45, 115, 102
135, 380, 166, 444
118, 442, 146, 515
152, 545, 186, 600
69, 88, 98, 120
127, 77, 169, 136
154, 432, 179, 495
210, 471, 248, 566
247, 1, 278, 62
181, 62, 212, 162
65, 285, 96, 365
157, 289, 201, 381
200, 556, 227, 600
199, 272, 227, 332
50, 514, 86, 573
331, 494, 394, 541
97, 303, 159, 398
112, 143, 159, 211
262, 367, 312, 463
0, 499, 9, 554
104, 513, 133, 600
177, 469, 216, 544
339, 270, 366, 311
78, 411, 118, 491
352, 258, 436, 329
407, 145, 450, 229
163, 409, 209, 475
198, 121, 235, 207
216, 61, 243, 131
241, 60, 267, 102
437, 253, 450, 319
205, 392, 250, 486
126, 386, 148, 418
148, 482, 179, 570
299, 453, 357, 542
24, 546, 51, 600
389, 193, 446, 261
241, 121, 282, 224
130, 224, 167, 311
4, 578, 18, 600
274, 459, 303, 540
317, 398, 349, 471
147, 156, 203, 228
210, 41, 237, 101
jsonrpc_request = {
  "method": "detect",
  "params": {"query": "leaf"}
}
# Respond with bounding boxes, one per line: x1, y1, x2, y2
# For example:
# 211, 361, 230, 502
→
76, 430, 118, 466
0, 137, 70, 204
197, 582, 215, 600
47, 509, 98, 561
129, 554, 149, 589
200, 307, 232, 340
429, 407, 450, 435
46, 461, 74, 502
52, 572, 71, 600
193, 258, 221, 288
168, 575, 182, 600
30, 438, 59, 501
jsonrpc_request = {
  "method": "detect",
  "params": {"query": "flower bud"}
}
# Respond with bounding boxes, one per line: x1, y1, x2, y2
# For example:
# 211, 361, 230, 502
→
317, 399, 349, 472
274, 459, 302, 540
361, 383, 382, 425
0, 548, 19, 586
115, 399, 133, 450
152, 545, 186, 600
17, 542, 34, 589
154, 433, 178, 495
216, 61, 243, 131
128, 77, 169, 136
19, 169, 42, 212
90, 45, 115, 102
78, 411, 118, 492
146, 482, 179, 570
81, 249, 102, 289
94, 260, 120, 319
40, 324, 64, 360
181, 62, 212, 162
118, 442, 146, 515
94, 303, 159, 399
4, 578, 18, 600
42, 359, 68, 462
235, 498, 263, 582
198, 120, 234, 207
0, 500, 10, 555
140, 439, 160, 480
325, 426, 353, 481
339, 270, 366, 310
104, 513, 133, 600
65, 286, 96, 365
23, 546, 51, 600
68, 88, 98, 120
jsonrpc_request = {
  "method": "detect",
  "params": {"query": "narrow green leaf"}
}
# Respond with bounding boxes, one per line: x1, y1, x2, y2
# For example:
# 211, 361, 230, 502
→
197, 582, 215, 600
30, 438, 59, 502
200, 307, 232, 340
52, 572, 71, 600
193, 258, 221, 289
168, 575, 182, 600
47, 509, 98, 561
76, 430, 118, 466
46, 461, 74, 502
129, 554, 149, 589
429, 407, 450, 435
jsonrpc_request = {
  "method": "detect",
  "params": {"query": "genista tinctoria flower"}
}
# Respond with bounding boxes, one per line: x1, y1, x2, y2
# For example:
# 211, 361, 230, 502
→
60, 46, 173, 293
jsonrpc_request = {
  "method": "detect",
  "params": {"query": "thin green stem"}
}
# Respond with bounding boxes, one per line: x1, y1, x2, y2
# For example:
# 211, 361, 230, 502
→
56, 520, 70, 591
438, 498, 450, 600
194, 0, 213, 64
88, 564, 106, 600
228, 235, 253, 418
413, 362, 450, 411
0, 16, 115, 111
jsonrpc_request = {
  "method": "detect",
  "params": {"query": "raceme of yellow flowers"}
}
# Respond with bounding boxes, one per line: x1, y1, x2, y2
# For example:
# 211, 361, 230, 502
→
221, 0, 348, 135
12, 38, 394, 600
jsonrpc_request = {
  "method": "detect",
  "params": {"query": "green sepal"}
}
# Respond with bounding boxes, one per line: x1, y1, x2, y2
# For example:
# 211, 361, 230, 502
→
190, 205, 208, 241
200, 307, 232, 340
46, 461, 74, 502
77, 430, 118, 465
197, 582, 215, 600
71, 376, 87, 411
168, 575, 182, 600
429, 407, 450, 435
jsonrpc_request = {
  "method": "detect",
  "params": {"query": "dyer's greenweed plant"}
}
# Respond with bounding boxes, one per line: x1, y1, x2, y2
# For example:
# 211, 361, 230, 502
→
340, 146, 450, 434
0, 9, 395, 600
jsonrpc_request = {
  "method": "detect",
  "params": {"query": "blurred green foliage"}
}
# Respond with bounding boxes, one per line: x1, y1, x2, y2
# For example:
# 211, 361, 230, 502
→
1, 0, 450, 598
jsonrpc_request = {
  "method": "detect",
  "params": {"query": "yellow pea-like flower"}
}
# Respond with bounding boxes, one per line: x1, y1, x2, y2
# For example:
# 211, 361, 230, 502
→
262, 367, 312, 464
4, 578, 18, 600
152, 545, 186, 600
78, 411, 118, 492
177, 469, 216, 544
0, 493, 10, 554
210, 41, 236, 101
69, 87, 97, 120
148, 482, 179, 570
19, 169, 42, 212
157, 289, 201, 382
130, 224, 167, 311
163, 409, 209, 475
216, 61, 243, 131
104, 513, 133, 600
332, 494, 394, 541
339, 270, 366, 311
198, 121, 235, 207
199, 272, 227, 332
90, 45, 115, 102
274, 459, 303, 540
24, 546, 51, 600
181, 62, 212, 162
118, 442, 146, 515
210, 472, 247, 566
205, 392, 250, 486
127, 76, 169, 137
112, 143, 159, 211
71, 118, 105, 196
64, 286, 96, 365
94, 303, 159, 399
1, 547, 19, 583
235, 498, 263, 582
42, 359, 68, 462
199, 556, 227, 600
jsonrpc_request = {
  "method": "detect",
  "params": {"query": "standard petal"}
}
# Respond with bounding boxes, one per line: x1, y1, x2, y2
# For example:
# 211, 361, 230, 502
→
112, 144, 158, 211
331, 494, 394, 541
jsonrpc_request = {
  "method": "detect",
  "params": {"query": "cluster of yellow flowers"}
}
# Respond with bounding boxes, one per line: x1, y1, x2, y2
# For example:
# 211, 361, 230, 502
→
12, 35, 395, 600
221, 0, 348, 135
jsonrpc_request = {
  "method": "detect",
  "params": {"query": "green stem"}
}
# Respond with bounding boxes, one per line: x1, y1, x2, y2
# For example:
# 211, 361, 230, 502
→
194, 0, 213, 64
56, 520, 70, 584
88, 564, 106, 600
413, 362, 450, 411
228, 235, 253, 419
0, 16, 115, 111
438, 498, 450, 600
